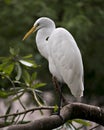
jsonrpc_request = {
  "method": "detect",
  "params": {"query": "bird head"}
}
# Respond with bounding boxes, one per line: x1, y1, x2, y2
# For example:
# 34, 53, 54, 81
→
23, 17, 55, 41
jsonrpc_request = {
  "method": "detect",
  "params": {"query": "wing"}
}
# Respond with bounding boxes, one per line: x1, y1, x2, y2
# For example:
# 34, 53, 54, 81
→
49, 28, 84, 97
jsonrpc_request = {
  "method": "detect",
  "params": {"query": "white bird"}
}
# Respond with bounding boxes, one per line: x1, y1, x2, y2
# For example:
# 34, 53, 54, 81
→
23, 17, 84, 98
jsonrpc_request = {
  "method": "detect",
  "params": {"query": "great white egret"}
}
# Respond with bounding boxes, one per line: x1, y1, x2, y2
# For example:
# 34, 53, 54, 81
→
23, 17, 84, 99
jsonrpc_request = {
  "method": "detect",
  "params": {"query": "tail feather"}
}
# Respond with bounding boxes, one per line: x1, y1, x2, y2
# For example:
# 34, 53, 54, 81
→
68, 82, 84, 98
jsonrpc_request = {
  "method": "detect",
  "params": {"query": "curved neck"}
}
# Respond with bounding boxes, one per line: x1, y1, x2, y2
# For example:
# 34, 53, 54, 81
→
36, 26, 55, 59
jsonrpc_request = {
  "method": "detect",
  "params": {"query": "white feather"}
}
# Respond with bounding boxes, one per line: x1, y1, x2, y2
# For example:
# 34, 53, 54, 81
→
33, 17, 84, 97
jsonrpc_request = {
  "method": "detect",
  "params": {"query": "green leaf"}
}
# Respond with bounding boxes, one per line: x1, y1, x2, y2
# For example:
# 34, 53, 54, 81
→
0, 90, 9, 98
15, 62, 22, 81
0, 89, 21, 98
0, 56, 14, 75
19, 58, 38, 68
0, 60, 9, 71
19, 60, 34, 67
10, 47, 15, 55
54, 105, 58, 112
31, 72, 37, 81
9, 47, 20, 55
22, 70, 30, 86
5, 63, 14, 75
0, 63, 14, 75
23, 54, 33, 59
32, 83, 46, 89
73, 119, 91, 126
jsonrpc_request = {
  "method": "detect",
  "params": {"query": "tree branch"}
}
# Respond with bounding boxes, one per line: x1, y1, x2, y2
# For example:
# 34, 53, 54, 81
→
7, 103, 104, 130
0, 106, 54, 119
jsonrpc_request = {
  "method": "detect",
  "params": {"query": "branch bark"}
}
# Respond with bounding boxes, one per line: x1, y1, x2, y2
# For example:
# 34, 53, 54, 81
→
7, 103, 104, 130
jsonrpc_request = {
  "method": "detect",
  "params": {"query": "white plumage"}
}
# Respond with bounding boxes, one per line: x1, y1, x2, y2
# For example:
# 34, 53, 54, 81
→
23, 17, 84, 98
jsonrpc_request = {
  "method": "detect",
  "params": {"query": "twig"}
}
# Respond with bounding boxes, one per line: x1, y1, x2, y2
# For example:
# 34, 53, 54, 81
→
0, 106, 55, 119
31, 89, 43, 106
5, 76, 26, 110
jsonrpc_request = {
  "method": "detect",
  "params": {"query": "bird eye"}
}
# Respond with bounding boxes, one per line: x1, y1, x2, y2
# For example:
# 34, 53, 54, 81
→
37, 23, 40, 26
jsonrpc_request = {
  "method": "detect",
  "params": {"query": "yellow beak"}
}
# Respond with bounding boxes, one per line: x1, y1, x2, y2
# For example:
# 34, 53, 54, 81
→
22, 25, 37, 41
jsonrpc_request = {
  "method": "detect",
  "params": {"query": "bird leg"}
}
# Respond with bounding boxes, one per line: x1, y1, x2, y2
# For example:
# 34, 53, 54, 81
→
52, 76, 67, 115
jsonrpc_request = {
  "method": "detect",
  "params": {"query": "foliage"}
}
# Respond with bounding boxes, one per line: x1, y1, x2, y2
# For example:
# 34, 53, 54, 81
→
0, 0, 104, 97
0, 47, 48, 126
0, 47, 46, 105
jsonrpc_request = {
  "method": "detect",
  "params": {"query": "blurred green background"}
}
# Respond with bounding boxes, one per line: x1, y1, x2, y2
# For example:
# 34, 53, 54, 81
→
0, 0, 104, 100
